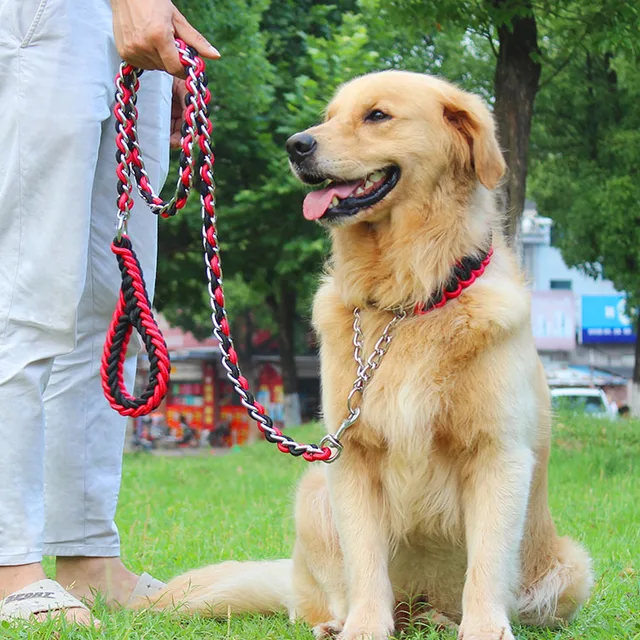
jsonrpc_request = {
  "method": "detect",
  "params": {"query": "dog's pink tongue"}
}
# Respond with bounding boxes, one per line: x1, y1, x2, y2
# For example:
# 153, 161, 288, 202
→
303, 181, 361, 220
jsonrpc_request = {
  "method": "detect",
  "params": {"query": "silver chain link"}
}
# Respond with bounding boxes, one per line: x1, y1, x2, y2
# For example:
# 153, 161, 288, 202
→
114, 70, 138, 239
320, 307, 405, 462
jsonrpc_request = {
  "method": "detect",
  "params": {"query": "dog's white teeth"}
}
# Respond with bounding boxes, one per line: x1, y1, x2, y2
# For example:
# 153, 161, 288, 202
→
331, 196, 339, 206
369, 170, 384, 182
365, 180, 374, 189
355, 187, 365, 195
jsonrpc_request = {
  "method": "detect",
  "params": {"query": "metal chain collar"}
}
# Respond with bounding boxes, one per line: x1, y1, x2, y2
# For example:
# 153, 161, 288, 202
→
320, 307, 405, 462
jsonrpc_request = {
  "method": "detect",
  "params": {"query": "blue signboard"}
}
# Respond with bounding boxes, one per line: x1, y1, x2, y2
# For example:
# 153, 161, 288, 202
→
581, 295, 636, 344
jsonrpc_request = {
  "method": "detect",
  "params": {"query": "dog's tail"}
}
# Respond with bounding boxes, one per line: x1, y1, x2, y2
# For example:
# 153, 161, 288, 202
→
517, 536, 593, 627
131, 559, 294, 617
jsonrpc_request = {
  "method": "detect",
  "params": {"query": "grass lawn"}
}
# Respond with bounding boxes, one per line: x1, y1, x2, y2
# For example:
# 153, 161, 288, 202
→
3, 416, 638, 639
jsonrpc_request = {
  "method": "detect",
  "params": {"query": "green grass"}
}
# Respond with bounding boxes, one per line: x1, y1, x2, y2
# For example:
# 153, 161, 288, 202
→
3, 416, 639, 639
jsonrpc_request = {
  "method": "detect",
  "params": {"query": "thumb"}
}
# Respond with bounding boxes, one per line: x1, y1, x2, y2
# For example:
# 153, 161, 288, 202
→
172, 9, 220, 60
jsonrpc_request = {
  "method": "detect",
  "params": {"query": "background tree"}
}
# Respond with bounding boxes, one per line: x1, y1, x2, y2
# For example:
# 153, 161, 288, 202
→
530, 45, 640, 410
363, 0, 635, 246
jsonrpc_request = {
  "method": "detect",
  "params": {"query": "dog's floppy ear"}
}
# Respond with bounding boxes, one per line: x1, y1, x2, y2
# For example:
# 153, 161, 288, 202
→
442, 91, 506, 190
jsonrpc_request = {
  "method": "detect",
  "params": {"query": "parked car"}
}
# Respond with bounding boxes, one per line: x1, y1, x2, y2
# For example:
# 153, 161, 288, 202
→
550, 387, 617, 418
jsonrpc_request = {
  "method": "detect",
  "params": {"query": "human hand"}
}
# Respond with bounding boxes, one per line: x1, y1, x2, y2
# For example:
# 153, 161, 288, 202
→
170, 77, 189, 149
110, 0, 220, 77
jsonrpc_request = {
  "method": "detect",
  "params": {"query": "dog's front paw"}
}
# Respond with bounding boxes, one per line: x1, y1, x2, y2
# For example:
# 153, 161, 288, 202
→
313, 620, 344, 638
337, 632, 391, 640
337, 602, 394, 640
337, 620, 393, 640
458, 623, 515, 640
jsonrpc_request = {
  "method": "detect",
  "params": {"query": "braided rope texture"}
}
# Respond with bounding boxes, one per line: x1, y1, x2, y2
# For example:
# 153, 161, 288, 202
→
101, 237, 171, 417
414, 247, 493, 315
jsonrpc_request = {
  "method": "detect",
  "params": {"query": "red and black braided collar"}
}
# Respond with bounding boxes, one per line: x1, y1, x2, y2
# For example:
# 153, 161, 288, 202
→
414, 244, 493, 315
365, 243, 493, 316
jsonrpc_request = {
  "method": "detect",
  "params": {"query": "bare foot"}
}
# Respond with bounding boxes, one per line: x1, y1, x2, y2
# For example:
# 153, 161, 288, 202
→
55, 556, 139, 608
0, 563, 98, 626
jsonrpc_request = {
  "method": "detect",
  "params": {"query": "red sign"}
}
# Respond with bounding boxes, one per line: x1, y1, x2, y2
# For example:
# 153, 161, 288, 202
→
166, 405, 203, 435
203, 363, 216, 429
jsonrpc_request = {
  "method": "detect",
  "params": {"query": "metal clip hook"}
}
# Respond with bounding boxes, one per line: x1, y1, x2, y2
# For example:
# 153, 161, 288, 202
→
319, 408, 361, 463
116, 214, 129, 242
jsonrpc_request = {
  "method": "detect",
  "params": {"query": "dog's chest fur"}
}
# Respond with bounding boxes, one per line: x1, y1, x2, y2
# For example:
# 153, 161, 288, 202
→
353, 309, 476, 541
314, 276, 533, 541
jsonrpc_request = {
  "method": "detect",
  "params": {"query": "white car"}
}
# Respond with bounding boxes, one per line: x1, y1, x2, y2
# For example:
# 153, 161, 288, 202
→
550, 387, 617, 418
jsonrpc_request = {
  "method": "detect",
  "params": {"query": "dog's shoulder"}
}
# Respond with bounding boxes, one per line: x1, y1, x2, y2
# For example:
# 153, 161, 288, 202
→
453, 246, 532, 351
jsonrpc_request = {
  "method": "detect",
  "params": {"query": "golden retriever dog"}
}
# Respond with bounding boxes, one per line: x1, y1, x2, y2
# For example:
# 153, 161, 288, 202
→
139, 71, 593, 640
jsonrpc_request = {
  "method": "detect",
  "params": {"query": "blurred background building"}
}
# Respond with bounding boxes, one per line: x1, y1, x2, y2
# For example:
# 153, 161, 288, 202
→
521, 200, 635, 408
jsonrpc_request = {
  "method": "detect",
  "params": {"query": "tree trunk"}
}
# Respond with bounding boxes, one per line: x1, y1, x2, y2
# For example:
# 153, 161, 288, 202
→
492, 0, 542, 247
232, 311, 257, 390
267, 281, 302, 426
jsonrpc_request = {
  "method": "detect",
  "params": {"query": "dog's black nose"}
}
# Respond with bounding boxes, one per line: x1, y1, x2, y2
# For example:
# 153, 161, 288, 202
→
286, 133, 317, 163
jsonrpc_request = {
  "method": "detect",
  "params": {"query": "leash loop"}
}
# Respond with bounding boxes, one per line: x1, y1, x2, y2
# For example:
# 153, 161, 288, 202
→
101, 236, 171, 417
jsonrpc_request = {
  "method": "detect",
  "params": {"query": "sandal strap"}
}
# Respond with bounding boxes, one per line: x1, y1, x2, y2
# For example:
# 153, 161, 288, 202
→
0, 579, 88, 621
126, 572, 165, 606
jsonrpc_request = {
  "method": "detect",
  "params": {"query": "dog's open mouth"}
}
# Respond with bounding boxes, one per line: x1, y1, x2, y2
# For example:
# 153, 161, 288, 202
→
302, 166, 400, 222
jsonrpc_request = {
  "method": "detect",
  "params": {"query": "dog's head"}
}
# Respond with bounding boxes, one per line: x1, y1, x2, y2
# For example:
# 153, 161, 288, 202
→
286, 71, 505, 225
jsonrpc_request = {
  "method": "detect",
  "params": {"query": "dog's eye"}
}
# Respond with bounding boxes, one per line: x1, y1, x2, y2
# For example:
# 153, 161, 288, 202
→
364, 109, 391, 123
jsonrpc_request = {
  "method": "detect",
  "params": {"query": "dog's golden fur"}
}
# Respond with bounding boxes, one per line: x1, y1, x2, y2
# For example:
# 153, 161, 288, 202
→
139, 71, 593, 640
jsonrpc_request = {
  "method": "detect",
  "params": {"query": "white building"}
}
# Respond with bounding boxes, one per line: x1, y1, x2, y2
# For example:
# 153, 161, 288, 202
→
520, 201, 635, 401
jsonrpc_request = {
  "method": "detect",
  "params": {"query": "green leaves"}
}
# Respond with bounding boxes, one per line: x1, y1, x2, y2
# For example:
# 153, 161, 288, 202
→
530, 37, 640, 315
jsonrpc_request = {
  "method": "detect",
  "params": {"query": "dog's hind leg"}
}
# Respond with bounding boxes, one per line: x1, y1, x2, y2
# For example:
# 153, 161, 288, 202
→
517, 438, 593, 628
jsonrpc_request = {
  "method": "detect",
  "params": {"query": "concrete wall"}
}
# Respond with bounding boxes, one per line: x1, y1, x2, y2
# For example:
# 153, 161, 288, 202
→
529, 245, 618, 295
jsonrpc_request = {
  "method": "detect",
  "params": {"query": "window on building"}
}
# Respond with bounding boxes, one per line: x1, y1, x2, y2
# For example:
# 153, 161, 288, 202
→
550, 224, 563, 247
550, 280, 572, 290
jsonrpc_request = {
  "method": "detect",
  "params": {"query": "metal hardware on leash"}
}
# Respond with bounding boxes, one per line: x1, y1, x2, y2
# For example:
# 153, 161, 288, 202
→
320, 308, 405, 463
116, 212, 129, 241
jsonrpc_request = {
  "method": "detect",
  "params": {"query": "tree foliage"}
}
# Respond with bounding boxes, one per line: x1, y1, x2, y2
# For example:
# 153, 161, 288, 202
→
362, 0, 638, 243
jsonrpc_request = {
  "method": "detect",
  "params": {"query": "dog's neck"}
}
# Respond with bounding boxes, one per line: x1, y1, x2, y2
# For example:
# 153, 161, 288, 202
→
328, 184, 499, 312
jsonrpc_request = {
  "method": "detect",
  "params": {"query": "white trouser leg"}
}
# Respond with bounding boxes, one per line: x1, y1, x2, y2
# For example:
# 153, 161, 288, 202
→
0, 0, 171, 564
43, 73, 171, 558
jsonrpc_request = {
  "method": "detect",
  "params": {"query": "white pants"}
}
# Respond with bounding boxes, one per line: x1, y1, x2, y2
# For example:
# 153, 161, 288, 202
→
0, 0, 172, 564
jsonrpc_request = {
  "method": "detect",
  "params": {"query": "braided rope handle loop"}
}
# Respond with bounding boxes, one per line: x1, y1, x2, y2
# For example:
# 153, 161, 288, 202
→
101, 236, 171, 417
103, 40, 332, 460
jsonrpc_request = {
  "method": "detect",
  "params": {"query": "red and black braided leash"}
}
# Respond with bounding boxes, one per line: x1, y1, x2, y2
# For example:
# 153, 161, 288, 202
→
102, 237, 171, 417
101, 40, 332, 460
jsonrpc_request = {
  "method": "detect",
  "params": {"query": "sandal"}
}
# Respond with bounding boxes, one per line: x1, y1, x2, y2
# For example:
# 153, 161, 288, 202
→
125, 572, 165, 606
0, 579, 97, 623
